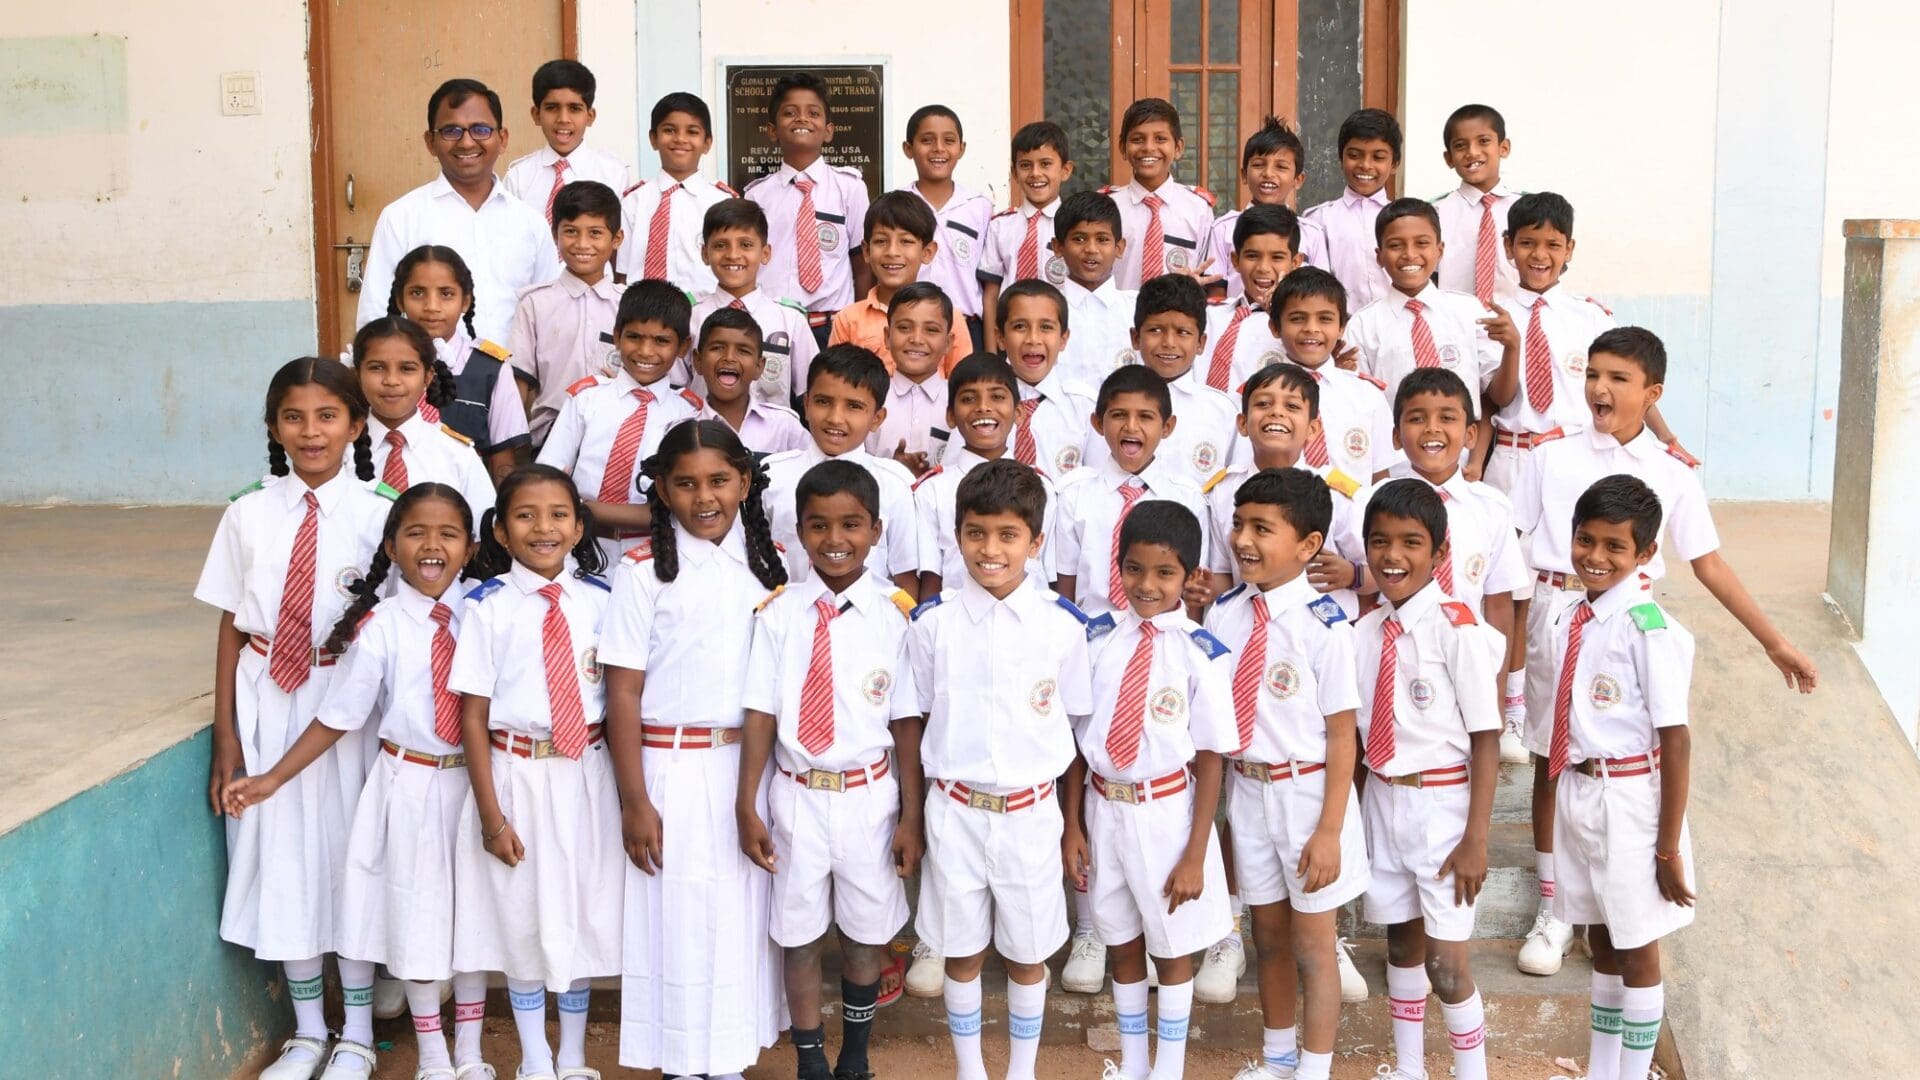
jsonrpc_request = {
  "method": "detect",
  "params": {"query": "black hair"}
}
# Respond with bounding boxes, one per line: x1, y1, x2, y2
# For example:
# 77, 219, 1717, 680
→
1121, 97, 1183, 142
864, 189, 937, 245
697, 305, 763, 352
1393, 367, 1477, 424
264, 357, 374, 482
954, 458, 1048, 537
1054, 189, 1124, 245
1242, 115, 1305, 173
795, 458, 881, 523
1118, 500, 1203, 575
1338, 107, 1403, 161
532, 59, 595, 108
1363, 477, 1447, 551
551, 180, 622, 234
1010, 120, 1071, 165
325, 483, 473, 655
1240, 362, 1320, 419
1233, 204, 1302, 255
703, 197, 770, 243
1095, 364, 1173, 418
427, 78, 502, 131
888, 280, 954, 326
352, 316, 455, 413
768, 71, 832, 124
615, 279, 693, 342
387, 244, 478, 339
1132, 272, 1207, 332
651, 90, 712, 132
907, 103, 963, 143
1269, 265, 1348, 326
1374, 196, 1442, 244
1233, 467, 1332, 549
1506, 191, 1575, 242
470, 464, 607, 580
947, 352, 1019, 401
640, 420, 786, 589
1590, 326, 1668, 386
995, 278, 1070, 332
1573, 474, 1664, 554
1443, 103, 1506, 147
806, 344, 889, 407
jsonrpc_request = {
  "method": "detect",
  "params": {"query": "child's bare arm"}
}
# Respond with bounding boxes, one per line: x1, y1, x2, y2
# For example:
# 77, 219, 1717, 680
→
1061, 752, 1091, 886
587, 499, 651, 534
209, 613, 246, 815
890, 715, 927, 877
736, 708, 779, 872
461, 693, 524, 867
852, 249, 874, 302
1689, 551, 1817, 691
1166, 750, 1222, 912
981, 281, 1003, 352
224, 719, 347, 816
604, 666, 663, 873
1654, 725, 1694, 906
1054, 574, 1077, 604
1443, 729, 1500, 906
1299, 708, 1357, 893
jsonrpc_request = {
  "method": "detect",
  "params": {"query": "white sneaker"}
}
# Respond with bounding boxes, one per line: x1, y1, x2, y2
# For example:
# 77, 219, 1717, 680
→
1372, 1065, 1423, 1079
1499, 717, 1529, 765
1517, 904, 1576, 975
904, 939, 944, 998
1193, 934, 1246, 1003
260, 1037, 330, 1080
1231, 1060, 1291, 1080
1336, 936, 1369, 1003
1062, 930, 1108, 993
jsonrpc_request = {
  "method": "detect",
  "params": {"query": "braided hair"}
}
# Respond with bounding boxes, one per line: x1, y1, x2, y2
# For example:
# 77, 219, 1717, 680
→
470, 464, 610, 581
352, 316, 456, 412
263, 356, 374, 481
640, 419, 787, 590
323, 483, 474, 655
388, 244, 480, 340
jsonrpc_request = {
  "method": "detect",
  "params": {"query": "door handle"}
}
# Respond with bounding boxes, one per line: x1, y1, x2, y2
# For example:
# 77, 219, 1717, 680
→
332, 237, 369, 293
345, 172, 356, 212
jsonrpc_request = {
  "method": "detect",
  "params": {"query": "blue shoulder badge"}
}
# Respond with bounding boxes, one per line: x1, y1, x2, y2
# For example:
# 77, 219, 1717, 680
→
580, 574, 612, 592
1309, 595, 1347, 626
1085, 612, 1117, 641
1214, 581, 1248, 606
1055, 594, 1090, 624
1190, 628, 1231, 660
465, 577, 505, 603
910, 594, 944, 621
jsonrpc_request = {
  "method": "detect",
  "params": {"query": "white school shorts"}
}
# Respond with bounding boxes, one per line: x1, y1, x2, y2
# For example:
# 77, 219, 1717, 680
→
1085, 783, 1231, 957
766, 770, 910, 947
1553, 768, 1696, 950
1522, 583, 1589, 756
914, 784, 1070, 964
1360, 776, 1479, 941
1227, 766, 1371, 913
1482, 443, 1524, 496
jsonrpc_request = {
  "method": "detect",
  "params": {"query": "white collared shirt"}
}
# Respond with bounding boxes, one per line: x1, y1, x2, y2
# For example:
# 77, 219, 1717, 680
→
1493, 285, 1614, 436
908, 181, 994, 317
598, 520, 767, 727
1275, 360, 1395, 481
763, 445, 919, 581
1080, 607, 1238, 780
1347, 283, 1501, 405
697, 399, 811, 456
1204, 574, 1359, 764
1299, 187, 1390, 312
358, 174, 559, 342
448, 560, 611, 736
618, 171, 734, 294
367, 412, 497, 528
1017, 368, 1098, 477
1054, 455, 1208, 618
195, 471, 392, 639
744, 159, 871, 312
535, 370, 698, 509
1202, 298, 1285, 394
1362, 465, 1529, 612
1512, 425, 1719, 580
316, 579, 468, 754
1207, 207, 1325, 302
912, 445, 1058, 587
1352, 582, 1505, 775
502, 141, 632, 213
687, 287, 819, 403
866, 371, 950, 464
1546, 575, 1695, 762
1081, 365, 1240, 487
1057, 278, 1140, 390
506, 270, 627, 442
1203, 462, 1366, 618
743, 572, 920, 771
1110, 179, 1217, 291
909, 576, 1093, 788
1432, 181, 1520, 305
978, 198, 1060, 286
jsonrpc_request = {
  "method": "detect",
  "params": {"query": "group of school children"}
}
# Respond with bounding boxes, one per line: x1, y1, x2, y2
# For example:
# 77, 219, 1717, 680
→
197, 56, 1822, 1080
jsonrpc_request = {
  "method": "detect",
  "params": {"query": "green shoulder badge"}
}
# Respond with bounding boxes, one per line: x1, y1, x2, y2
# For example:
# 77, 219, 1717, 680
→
374, 482, 402, 501
1628, 603, 1667, 631
777, 297, 809, 314
228, 479, 264, 502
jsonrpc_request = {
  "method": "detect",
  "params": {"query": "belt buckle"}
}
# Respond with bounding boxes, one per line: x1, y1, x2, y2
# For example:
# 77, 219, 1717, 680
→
717, 728, 742, 746
806, 768, 845, 792
441, 752, 467, 769
966, 789, 1008, 813
532, 739, 558, 760
1240, 761, 1274, 783
1391, 772, 1423, 788
1100, 779, 1138, 804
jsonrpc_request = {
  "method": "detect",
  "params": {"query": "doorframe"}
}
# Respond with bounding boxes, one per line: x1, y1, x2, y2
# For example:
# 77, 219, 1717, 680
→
307, 1, 580, 356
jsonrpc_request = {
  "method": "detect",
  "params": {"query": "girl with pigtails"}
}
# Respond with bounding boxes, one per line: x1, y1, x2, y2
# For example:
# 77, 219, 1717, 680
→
600, 419, 791, 1079
351, 315, 497, 529
388, 243, 530, 482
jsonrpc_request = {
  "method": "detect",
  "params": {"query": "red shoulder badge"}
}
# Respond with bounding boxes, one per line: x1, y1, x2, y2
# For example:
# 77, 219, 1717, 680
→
1098, 184, 1117, 195
1358, 372, 1387, 391
621, 179, 648, 198
566, 375, 599, 397
1441, 601, 1478, 627
991, 206, 1019, 220
911, 465, 944, 491
355, 608, 378, 631
1193, 184, 1217, 208
716, 181, 739, 198
622, 537, 655, 563
1584, 295, 1614, 317
679, 388, 705, 410
1665, 442, 1701, 469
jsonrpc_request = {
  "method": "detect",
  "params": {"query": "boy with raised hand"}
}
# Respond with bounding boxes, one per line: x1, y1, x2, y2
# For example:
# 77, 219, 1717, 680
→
1264, 268, 1394, 483
1051, 190, 1140, 390
865, 282, 962, 476
1207, 116, 1317, 302
1298, 108, 1400, 313
998, 279, 1099, 477
686, 198, 819, 405
1429, 104, 1518, 306
504, 59, 632, 221
829, 192, 969, 375
1105, 98, 1218, 291
902, 104, 994, 353
618, 91, 735, 294
979, 121, 1075, 352
1202, 205, 1301, 395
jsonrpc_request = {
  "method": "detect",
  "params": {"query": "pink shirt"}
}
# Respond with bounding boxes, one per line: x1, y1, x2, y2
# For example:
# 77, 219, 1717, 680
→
978, 198, 1060, 286
617, 171, 736, 294
686, 287, 819, 404
1432, 181, 1520, 304
743, 159, 871, 313
866, 371, 951, 465
1299, 187, 1391, 312
696, 399, 810, 456
908, 181, 994, 318
1109, 179, 1217, 290
506, 271, 625, 443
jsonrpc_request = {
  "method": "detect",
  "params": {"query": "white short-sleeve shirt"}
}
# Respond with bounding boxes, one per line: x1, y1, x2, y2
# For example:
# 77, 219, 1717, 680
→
908, 181, 993, 318
1511, 426, 1720, 580
1017, 369, 1099, 478
687, 287, 819, 404
618, 171, 735, 294
1298, 188, 1390, 313
194, 472, 393, 639
1204, 462, 1366, 618
1431, 181, 1520, 305
1204, 575, 1360, 764
1057, 278, 1140, 391
502, 142, 632, 214
447, 561, 611, 736
1081, 365, 1240, 488
535, 371, 698, 508
1352, 582, 1506, 775
315, 579, 467, 754
911, 446, 1058, 587
1108, 179, 1217, 291
1284, 361, 1396, 481
1493, 284, 1615, 437
367, 413, 496, 529
1079, 608, 1239, 780
358, 175, 559, 344
1361, 466, 1529, 613
763, 445, 919, 581
744, 160, 871, 313
978, 199, 1059, 287
1545, 575, 1696, 762
1202, 298, 1285, 394
1347, 283, 1501, 404
1053, 456, 1208, 618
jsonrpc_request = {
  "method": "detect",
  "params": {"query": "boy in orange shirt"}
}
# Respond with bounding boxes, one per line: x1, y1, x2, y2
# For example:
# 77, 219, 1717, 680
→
829, 192, 969, 375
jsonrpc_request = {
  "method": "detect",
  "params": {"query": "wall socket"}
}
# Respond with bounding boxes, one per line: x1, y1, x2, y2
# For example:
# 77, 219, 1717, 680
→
221, 72, 261, 116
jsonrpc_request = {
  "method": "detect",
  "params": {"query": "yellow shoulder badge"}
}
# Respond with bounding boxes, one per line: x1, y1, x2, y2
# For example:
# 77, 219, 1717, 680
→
890, 589, 916, 617
754, 585, 786, 613
475, 339, 510, 361
1324, 469, 1360, 498
439, 423, 473, 446
1201, 468, 1231, 495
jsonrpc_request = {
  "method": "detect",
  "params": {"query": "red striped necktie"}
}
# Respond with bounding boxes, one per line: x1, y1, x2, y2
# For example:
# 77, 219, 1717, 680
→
538, 583, 589, 759
1230, 593, 1270, 752
1548, 602, 1595, 779
1366, 618, 1404, 771
796, 597, 844, 755
382, 429, 409, 492
1105, 621, 1159, 769
268, 492, 320, 693
429, 602, 460, 744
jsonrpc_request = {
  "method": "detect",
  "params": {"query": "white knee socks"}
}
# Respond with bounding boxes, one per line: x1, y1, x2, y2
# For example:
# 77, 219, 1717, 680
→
1113, 978, 1151, 1078
556, 979, 591, 1069
508, 978, 554, 1077
451, 970, 488, 1066
1385, 963, 1429, 1078
1586, 971, 1626, 1080
1618, 983, 1664, 1080
1147, 979, 1192, 1080
1006, 977, 1047, 1080
405, 980, 452, 1071
944, 975, 987, 1080
1441, 991, 1488, 1080
283, 957, 328, 1064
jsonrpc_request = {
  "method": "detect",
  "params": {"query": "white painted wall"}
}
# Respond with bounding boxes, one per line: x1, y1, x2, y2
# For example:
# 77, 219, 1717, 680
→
577, 0, 643, 172
1819, 2, 1920, 295
0, 2, 315, 307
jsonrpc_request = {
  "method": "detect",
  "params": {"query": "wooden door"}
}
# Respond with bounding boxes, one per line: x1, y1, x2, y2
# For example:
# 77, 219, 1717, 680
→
310, 1, 574, 355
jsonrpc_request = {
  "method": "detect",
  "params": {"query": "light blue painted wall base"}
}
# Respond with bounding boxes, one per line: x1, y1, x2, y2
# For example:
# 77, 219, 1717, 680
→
0, 729, 286, 1077
0, 299, 314, 504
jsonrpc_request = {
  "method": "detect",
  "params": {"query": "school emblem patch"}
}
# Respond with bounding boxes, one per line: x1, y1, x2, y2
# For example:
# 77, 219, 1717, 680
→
601, 347, 622, 378
1045, 256, 1068, 285
1256, 348, 1285, 369
1264, 661, 1300, 700
952, 236, 971, 261
1029, 678, 1057, 717
1055, 444, 1082, 472
1465, 553, 1487, 585
1438, 344, 1461, 368
1114, 347, 1138, 370
816, 222, 841, 252
1589, 673, 1622, 710
335, 566, 364, 600
1149, 687, 1186, 724
1344, 428, 1369, 460
1166, 245, 1190, 273
1192, 441, 1220, 474
1408, 678, 1436, 710
761, 354, 787, 390
580, 647, 603, 685
1565, 351, 1587, 376
862, 668, 892, 706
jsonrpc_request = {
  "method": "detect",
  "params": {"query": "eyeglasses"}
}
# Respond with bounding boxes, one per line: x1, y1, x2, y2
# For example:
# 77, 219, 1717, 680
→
434, 124, 497, 143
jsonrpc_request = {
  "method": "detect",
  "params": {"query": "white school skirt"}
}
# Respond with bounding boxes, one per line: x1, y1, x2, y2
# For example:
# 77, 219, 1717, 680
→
221, 648, 371, 961
335, 744, 471, 980
619, 741, 786, 1075
450, 738, 624, 989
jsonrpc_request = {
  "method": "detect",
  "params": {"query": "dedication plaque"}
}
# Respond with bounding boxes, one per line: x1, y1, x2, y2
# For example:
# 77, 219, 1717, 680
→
723, 63, 885, 200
